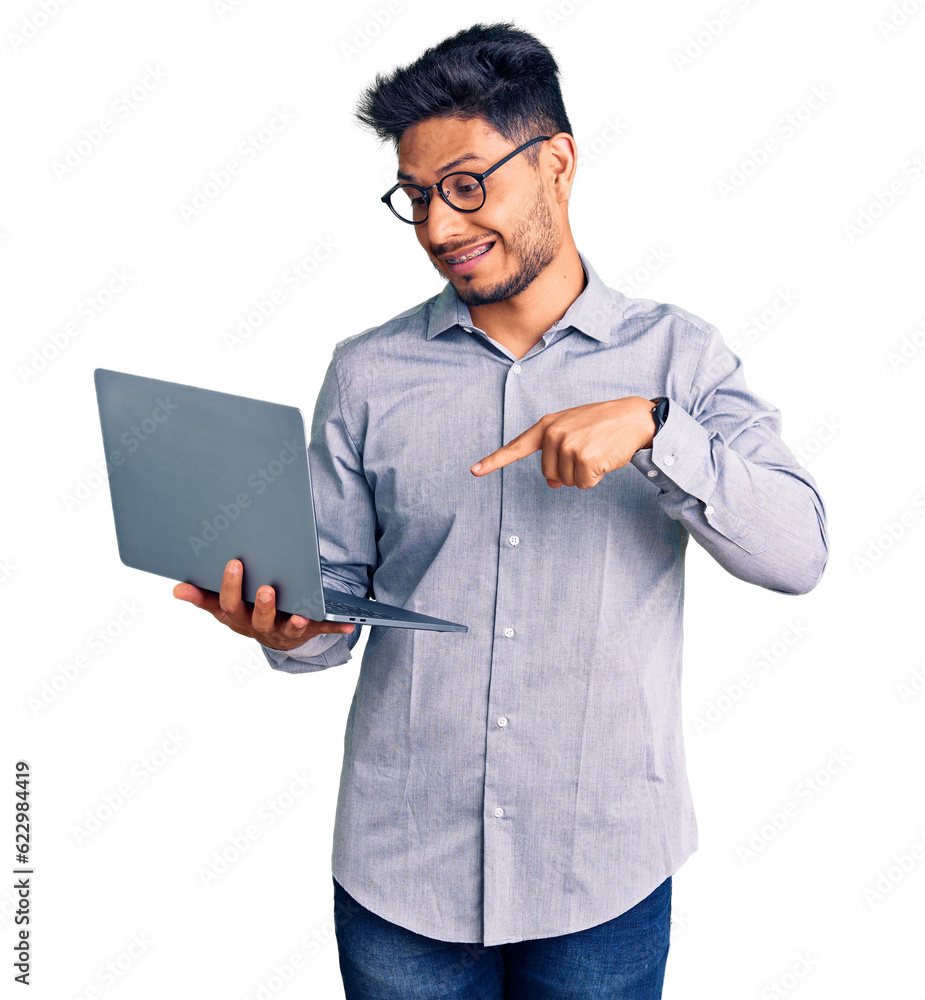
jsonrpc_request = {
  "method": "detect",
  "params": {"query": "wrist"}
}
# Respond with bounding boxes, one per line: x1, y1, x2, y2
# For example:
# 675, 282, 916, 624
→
639, 396, 658, 450
641, 396, 670, 450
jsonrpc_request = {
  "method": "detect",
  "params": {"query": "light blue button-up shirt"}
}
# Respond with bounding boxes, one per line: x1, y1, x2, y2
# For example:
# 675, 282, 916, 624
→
261, 251, 828, 946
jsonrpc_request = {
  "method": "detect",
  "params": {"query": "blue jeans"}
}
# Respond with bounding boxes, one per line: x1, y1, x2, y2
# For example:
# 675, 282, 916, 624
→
333, 875, 671, 999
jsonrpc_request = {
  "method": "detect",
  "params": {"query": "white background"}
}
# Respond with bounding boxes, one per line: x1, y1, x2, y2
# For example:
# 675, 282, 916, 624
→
3, 0, 924, 997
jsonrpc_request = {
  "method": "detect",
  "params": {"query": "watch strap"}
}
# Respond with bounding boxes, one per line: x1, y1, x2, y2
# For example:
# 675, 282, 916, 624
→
651, 396, 669, 434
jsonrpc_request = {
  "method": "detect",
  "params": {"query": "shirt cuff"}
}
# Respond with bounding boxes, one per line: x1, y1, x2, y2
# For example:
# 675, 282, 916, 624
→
630, 398, 766, 554
259, 632, 349, 674
630, 397, 712, 495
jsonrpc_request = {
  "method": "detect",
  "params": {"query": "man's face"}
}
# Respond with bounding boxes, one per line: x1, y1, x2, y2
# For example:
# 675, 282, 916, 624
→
396, 116, 562, 307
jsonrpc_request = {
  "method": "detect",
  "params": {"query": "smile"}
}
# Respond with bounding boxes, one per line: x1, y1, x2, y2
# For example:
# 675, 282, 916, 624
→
446, 242, 494, 264
443, 241, 496, 274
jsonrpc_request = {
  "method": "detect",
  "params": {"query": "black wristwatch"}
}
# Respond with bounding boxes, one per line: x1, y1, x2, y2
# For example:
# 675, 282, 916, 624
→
651, 397, 669, 435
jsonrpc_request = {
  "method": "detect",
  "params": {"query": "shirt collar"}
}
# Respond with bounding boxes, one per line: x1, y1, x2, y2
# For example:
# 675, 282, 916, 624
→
425, 250, 615, 344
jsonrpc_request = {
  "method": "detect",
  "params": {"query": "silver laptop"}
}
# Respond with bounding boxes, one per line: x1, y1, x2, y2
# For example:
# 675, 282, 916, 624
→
93, 368, 467, 632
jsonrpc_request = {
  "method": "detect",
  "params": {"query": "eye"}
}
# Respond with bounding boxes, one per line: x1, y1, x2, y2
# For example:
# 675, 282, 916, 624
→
399, 184, 426, 204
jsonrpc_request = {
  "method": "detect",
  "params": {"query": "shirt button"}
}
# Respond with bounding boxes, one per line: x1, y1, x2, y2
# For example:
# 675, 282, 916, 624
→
647, 470, 658, 478
511, 364, 522, 374
664, 454, 675, 466
508, 535, 519, 546
705, 505, 714, 515
494, 807, 504, 818
463, 326, 473, 333
498, 716, 508, 727
503, 627, 515, 638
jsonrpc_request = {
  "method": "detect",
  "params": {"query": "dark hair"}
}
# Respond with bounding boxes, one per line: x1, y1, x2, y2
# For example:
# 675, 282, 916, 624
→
354, 22, 572, 167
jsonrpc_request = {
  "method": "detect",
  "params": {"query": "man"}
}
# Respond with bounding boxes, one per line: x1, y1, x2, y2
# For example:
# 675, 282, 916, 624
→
174, 22, 828, 999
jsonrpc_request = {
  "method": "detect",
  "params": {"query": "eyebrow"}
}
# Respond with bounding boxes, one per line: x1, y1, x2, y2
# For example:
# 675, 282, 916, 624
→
396, 152, 484, 183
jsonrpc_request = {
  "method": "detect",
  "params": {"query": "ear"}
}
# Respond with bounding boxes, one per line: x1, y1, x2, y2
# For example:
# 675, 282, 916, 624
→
546, 133, 578, 203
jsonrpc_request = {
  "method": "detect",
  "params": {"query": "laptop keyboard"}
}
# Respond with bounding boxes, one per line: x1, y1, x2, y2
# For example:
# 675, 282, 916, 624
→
325, 599, 398, 621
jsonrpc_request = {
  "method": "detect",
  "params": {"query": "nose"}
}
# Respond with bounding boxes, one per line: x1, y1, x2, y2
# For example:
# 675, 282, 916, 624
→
422, 187, 465, 247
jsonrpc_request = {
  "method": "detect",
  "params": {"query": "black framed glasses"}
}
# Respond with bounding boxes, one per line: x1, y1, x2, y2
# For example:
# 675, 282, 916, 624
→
381, 135, 551, 225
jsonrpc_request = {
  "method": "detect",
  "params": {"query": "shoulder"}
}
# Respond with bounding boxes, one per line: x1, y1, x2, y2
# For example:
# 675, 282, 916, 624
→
615, 287, 716, 341
332, 295, 437, 362
581, 254, 718, 354
609, 284, 725, 370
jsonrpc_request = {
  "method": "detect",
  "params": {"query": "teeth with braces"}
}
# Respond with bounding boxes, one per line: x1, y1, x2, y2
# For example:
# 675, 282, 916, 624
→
448, 244, 492, 264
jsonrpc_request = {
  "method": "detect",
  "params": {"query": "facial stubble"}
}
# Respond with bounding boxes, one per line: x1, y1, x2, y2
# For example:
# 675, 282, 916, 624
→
430, 185, 562, 307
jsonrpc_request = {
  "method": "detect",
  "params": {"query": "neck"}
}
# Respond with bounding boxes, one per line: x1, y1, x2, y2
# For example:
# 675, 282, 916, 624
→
467, 240, 586, 359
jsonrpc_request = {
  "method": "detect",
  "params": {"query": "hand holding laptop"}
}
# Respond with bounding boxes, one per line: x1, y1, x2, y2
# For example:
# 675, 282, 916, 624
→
173, 558, 355, 652
94, 369, 466, 636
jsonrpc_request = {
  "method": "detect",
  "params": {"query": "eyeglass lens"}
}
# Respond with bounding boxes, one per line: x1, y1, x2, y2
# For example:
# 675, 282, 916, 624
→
390, 173, 484, 222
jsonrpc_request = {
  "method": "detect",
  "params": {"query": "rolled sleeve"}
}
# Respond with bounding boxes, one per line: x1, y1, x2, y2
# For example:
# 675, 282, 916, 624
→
260, 630, 360, 674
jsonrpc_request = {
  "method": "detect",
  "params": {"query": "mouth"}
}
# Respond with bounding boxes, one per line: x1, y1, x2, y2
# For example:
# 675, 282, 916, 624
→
442, 241, 495, 275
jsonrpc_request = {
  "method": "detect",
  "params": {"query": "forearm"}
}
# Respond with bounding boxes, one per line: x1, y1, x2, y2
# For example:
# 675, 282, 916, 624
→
631, 399, 828, 595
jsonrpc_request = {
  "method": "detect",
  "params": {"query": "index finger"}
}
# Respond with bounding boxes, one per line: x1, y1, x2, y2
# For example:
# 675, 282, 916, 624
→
470, 419, 546, 476
174, 559, 247, 621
